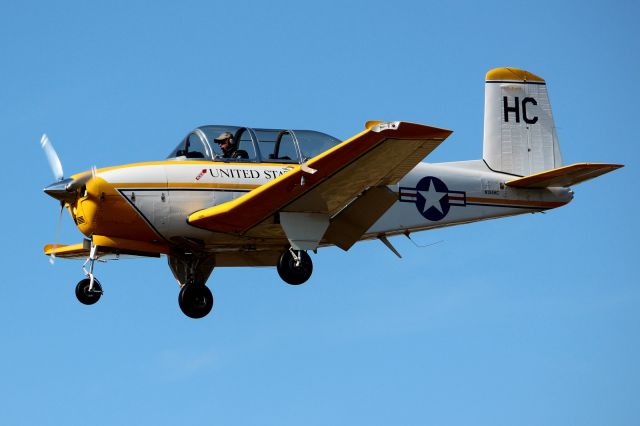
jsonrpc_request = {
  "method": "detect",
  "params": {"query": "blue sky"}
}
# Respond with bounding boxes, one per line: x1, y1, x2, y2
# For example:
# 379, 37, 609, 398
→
1, 1, 638, 425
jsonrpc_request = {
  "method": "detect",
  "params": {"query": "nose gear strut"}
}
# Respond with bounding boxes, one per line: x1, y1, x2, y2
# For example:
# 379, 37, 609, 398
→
76, 241, 103, 305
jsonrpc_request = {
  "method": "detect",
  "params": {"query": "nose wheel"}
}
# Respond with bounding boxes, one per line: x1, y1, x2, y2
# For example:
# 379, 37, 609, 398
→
75, 241, 103, 306
277, 249, 313, 285
75, 278, 103, 305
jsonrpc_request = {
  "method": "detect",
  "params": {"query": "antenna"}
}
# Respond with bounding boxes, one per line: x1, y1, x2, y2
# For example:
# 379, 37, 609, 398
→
403, 231, 443, 248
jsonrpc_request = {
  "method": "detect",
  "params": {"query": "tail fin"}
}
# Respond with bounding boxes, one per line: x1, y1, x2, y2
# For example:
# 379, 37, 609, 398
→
483, 67, 563, 176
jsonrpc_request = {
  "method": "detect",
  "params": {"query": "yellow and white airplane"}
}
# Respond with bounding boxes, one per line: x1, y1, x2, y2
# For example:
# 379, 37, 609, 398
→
41, 67, 622, 319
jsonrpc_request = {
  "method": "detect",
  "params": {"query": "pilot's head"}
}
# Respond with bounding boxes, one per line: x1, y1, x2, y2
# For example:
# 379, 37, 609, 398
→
214, 131, 235, 155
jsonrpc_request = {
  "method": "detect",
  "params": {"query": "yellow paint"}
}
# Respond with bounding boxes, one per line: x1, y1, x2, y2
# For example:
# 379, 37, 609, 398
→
486, 67, 545, 82
44, 243, 85, 256
64, 176, 162, 241
73, 177, 101, 236
92, 235, 170, 255
365, 120, 383, 129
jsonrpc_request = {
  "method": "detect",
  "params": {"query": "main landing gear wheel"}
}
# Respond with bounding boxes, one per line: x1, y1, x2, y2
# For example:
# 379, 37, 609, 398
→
75, 278, 103, 305
277, 249, 313, 285
179, 284, 214, 319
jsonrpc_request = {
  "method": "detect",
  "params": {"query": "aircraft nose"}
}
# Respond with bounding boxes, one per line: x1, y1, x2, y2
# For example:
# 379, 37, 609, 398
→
44, 178, 76, 202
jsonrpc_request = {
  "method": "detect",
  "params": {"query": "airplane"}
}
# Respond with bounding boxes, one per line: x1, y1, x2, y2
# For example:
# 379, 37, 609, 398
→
41, 67, 623, 319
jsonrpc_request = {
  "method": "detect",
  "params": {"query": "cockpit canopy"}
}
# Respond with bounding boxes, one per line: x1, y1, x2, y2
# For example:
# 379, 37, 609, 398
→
167, 125, 342, 164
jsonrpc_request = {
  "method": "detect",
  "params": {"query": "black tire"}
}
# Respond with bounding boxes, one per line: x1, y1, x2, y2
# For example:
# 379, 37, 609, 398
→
179, 284, 214, 319
75, 278, 103, 305
277, 250, 313, 285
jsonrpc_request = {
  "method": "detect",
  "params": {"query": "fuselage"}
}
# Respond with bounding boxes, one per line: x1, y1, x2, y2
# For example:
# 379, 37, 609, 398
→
67, 158, 572, 253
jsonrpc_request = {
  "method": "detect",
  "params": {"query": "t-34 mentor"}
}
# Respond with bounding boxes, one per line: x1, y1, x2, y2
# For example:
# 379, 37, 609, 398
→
41, 68, 623, 318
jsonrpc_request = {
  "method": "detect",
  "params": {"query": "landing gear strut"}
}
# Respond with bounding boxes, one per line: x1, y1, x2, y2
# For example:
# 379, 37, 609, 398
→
76, 241, 103, 305
277, 248, 313, 285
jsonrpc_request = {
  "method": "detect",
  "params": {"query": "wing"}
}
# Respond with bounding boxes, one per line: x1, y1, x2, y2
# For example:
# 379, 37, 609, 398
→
44, 243, 91, 259
188, 121, 452, 239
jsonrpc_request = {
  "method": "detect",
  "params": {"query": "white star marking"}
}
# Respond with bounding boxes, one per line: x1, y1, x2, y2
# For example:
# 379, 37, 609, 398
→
418, 180, 446, 214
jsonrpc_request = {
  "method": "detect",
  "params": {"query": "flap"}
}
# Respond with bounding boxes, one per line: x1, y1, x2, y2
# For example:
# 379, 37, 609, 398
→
188, 121, 452, 234
323, 186, 398, 251
506, 162, 623, 188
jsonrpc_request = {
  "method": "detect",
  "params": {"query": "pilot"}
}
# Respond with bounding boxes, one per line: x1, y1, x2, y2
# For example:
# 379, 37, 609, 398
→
214, 131, 237, 158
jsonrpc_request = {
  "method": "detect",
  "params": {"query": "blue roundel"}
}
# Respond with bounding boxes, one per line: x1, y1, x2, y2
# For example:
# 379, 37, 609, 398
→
415, 176, 450, 221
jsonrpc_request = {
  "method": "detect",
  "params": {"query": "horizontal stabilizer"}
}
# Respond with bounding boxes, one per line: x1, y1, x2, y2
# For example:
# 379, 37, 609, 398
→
506, 162, 623, 188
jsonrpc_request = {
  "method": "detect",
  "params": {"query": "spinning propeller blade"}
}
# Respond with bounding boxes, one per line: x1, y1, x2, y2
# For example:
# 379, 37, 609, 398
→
40, 134, 64, 182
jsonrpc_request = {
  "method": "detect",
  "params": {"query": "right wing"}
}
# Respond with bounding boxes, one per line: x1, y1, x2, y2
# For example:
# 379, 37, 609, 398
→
188, 121, 453, 238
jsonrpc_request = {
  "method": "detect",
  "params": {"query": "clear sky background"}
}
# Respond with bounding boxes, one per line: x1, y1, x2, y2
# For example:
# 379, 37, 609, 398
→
1, 1, 638, 425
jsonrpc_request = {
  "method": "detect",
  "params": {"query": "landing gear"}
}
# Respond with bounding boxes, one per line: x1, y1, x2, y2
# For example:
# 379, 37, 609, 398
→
75, 240, 103, 306
277, 248, 313, 285
75, 278, 103, 305
168, 253, 216, 319
178, 284, 214, 319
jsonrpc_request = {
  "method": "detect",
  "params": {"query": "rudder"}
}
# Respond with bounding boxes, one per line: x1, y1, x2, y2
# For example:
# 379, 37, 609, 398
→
483, 67, 562, 176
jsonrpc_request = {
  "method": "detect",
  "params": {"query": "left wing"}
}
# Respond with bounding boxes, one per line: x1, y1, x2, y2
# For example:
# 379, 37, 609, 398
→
44, 243, 91, 259
188, 121, 452, 236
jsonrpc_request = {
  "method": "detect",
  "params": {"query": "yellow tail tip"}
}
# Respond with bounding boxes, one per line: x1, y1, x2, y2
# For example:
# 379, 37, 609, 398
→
486, 67, 545, 83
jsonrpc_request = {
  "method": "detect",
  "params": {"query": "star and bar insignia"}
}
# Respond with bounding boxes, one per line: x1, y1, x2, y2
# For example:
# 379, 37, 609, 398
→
399, 176, 466, 221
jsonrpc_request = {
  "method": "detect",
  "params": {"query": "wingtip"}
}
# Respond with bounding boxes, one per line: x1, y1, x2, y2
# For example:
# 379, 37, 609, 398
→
44, 243, 66, 255
365, 120, 453, 139
365, 120, 384, 130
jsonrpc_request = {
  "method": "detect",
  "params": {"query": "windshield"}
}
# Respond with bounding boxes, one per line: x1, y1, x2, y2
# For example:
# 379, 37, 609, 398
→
167, 125, 342, 163
294, 130, 342, 161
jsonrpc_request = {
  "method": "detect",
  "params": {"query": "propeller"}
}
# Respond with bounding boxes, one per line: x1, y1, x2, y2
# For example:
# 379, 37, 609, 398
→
40, 134, 97, 263
40, 134, 67, 263
41, 134, 96, 202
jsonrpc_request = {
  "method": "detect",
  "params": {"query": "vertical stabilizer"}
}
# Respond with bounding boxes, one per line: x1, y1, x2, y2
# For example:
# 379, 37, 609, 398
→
483, 67, 562, 176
